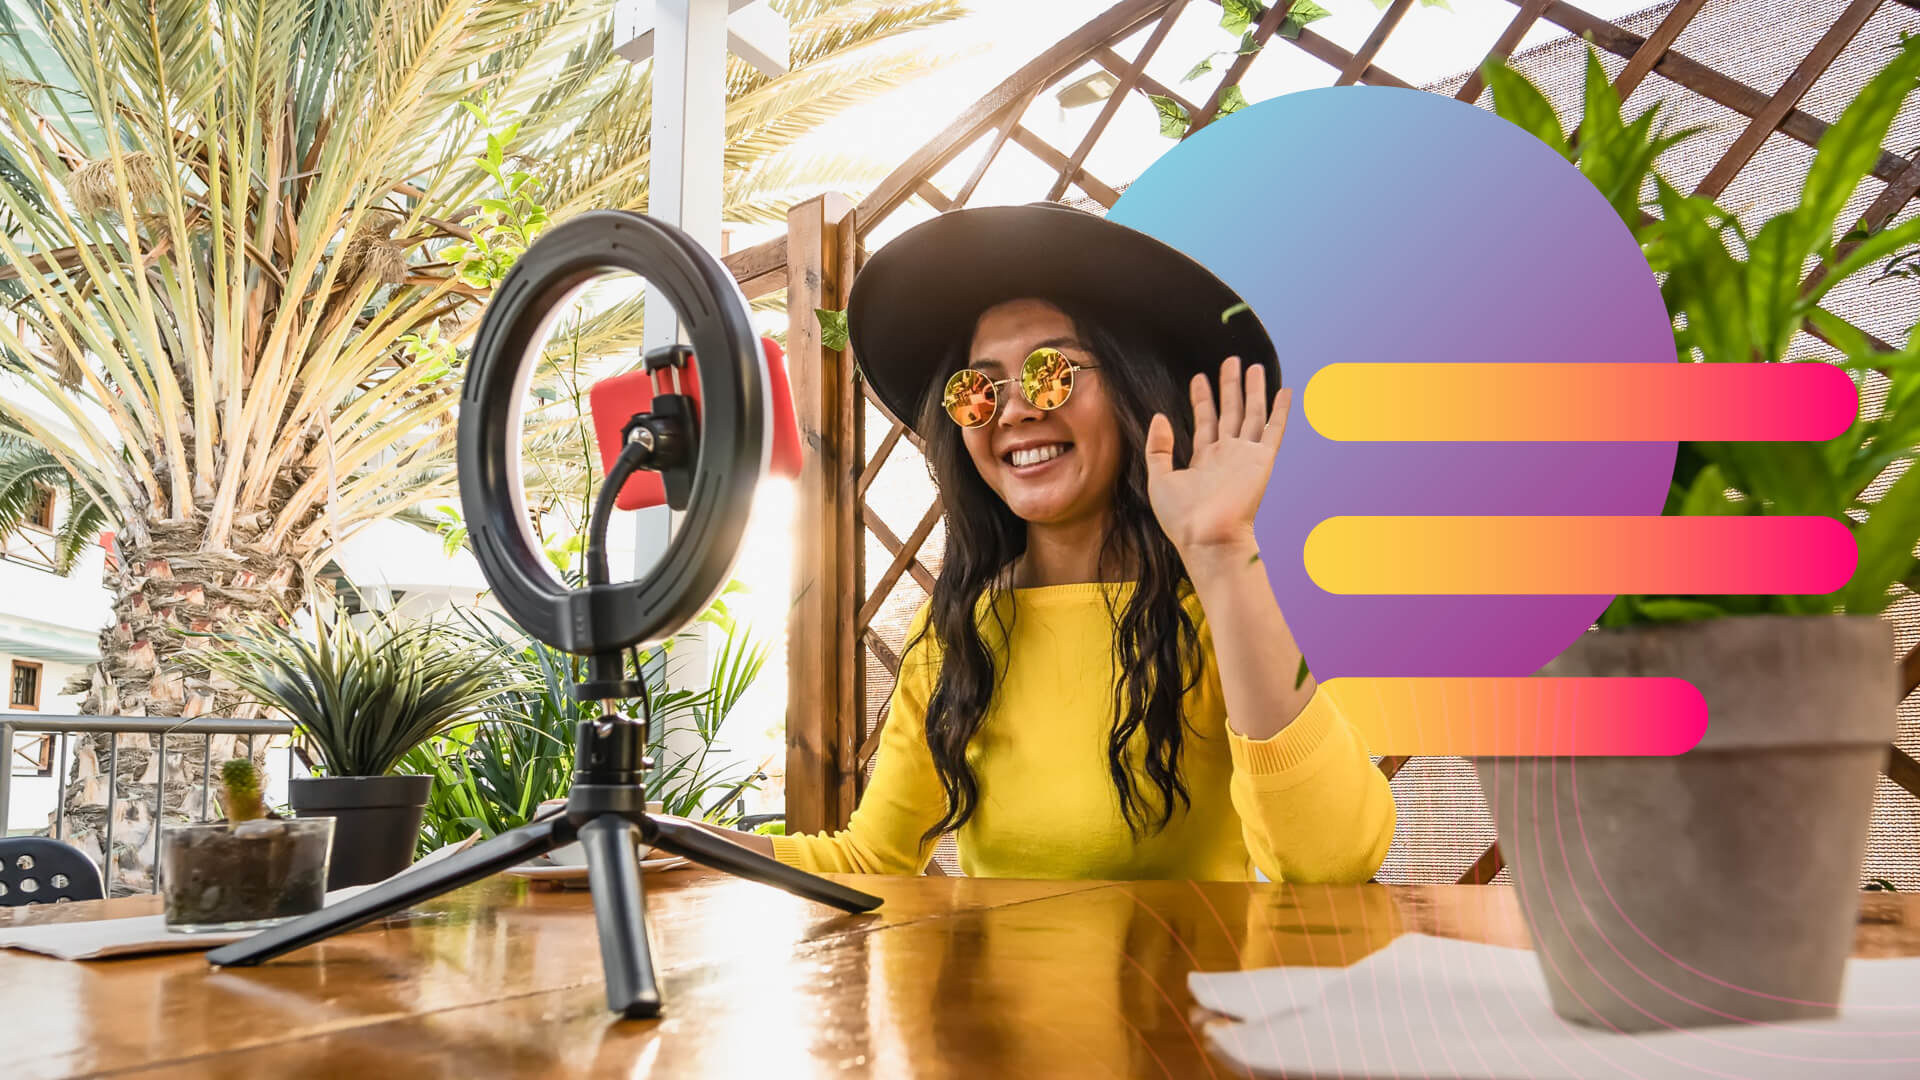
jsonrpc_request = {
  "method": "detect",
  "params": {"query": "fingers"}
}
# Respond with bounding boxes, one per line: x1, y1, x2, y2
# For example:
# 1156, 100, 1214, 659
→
1263, 386, 1292, 449
1244, 362, 1267, 437
1145, 412, 1175, 476
1189, 372, 1218, 446
1217, 356, 1244, 439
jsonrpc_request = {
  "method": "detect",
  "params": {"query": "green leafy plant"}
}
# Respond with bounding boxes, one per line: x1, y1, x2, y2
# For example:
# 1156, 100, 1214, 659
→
1275, 0, 1333, 41
815, 308, 851, 352
403, 590, 771, 854
1484, 43, 1920, 625
436, 101, 551, 291
1164, 0, 1341, 139
1220, 0, 1265, 35
1149, 94, 1192, 140
403, 621, 584, 851
200, 611, 514, 777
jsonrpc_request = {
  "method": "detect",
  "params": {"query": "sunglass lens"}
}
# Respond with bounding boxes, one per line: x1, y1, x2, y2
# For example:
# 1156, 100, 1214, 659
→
1022, 348, 1075, 411
944, 369, 998, 428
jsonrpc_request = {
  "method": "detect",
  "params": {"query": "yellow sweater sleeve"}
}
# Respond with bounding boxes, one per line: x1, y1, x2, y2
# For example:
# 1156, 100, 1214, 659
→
1225, 689, 1397, 883
1202, 619, 1397, 884
769, 606, 945, 875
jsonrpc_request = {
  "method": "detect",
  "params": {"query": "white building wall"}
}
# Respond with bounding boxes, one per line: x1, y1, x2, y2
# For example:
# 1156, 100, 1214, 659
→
0, 511, 113, 835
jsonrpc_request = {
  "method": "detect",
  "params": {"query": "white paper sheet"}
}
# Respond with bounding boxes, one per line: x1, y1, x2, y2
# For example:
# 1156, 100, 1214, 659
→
1192, 934, 1920, 1079
0, 833, 478, 961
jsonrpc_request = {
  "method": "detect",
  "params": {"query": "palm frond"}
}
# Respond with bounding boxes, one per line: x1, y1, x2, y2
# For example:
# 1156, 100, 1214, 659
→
0, 0, 964, 594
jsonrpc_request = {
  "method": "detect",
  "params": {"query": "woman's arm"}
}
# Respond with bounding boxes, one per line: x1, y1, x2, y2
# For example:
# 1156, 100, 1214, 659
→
1148, 357, 1395, 882
1182, 542, 1314, 738
1146, 356, 1314, 736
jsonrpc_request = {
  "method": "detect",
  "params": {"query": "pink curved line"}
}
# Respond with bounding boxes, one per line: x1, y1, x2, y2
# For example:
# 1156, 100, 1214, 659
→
1566, 754, 1920, 1055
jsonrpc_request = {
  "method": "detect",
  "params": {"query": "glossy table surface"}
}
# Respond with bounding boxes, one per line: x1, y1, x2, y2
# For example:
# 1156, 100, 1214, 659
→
5, 870, 1919, 1079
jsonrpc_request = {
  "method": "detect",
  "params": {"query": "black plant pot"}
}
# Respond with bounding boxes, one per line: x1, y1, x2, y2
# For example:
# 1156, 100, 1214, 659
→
289, 774, 432, 889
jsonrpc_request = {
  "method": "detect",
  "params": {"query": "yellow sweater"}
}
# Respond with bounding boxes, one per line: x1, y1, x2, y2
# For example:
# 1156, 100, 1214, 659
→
770, 582, 1396, 881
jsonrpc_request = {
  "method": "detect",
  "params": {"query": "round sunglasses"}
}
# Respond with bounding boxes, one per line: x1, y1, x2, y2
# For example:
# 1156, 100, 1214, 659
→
941, 347, 1099, 429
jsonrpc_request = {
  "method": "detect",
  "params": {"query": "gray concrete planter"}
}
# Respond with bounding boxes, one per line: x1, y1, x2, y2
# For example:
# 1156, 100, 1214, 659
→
1476, 614, 1895, 1032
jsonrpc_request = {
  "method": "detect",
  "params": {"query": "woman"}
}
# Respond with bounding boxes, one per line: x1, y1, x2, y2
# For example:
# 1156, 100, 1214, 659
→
703, 203, 1393, 881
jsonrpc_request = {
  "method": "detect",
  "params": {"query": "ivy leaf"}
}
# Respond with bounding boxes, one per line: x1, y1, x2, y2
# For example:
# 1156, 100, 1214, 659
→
1294, 655, 1311, 690
1221, 0, 1265, 36
814, 308, 850, 351
1635, 599, 1730, 622
1278, 0, 1331, 40
1148, 94, 1191, 139
1217, 84, 1250, 118
1183, 57, 1214, 83
1237, 31, 1262, 55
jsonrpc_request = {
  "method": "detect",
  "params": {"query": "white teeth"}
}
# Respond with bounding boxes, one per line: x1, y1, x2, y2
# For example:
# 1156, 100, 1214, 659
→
1008, 444, 1067, 467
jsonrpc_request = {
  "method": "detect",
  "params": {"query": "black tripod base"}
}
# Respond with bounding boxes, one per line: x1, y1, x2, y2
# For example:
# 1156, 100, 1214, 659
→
206, 793, 882, 1019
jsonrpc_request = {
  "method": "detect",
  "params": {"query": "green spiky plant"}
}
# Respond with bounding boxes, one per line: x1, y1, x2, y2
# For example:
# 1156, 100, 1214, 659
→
1482, 42, 1920, 625
200, 610, 517, 777
217, 758, 267, 824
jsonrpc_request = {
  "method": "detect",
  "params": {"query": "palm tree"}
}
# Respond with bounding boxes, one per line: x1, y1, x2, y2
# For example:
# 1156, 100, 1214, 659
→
0, 429, 109, 575
0, 0, 963, 891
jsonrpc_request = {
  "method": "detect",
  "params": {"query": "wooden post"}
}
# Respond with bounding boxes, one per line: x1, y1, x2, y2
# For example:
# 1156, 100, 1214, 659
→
785, 193, 861, 836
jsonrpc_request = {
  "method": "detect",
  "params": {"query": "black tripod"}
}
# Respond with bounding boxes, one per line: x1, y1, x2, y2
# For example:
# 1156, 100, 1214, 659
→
205, 715, 880, 1016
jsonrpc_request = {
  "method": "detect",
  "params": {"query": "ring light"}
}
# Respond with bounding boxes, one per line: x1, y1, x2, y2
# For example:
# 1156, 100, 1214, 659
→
457, 207, 771, 656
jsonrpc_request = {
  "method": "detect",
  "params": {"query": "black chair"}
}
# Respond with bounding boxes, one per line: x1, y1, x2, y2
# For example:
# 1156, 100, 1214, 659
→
0, 837, 104, 905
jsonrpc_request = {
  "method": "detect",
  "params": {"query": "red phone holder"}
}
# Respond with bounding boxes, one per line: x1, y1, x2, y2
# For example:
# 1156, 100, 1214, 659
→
590, 335, 802, 511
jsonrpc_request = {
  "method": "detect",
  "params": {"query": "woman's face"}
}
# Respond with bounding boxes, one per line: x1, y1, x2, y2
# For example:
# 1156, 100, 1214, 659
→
959, 299, 1126, 528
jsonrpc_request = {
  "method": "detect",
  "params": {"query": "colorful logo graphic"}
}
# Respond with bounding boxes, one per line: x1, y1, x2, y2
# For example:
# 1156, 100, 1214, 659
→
1109, 86, 1856, 756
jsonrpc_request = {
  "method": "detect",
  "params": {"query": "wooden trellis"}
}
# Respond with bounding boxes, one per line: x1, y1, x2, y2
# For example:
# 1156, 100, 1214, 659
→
726, 0, 1920, 881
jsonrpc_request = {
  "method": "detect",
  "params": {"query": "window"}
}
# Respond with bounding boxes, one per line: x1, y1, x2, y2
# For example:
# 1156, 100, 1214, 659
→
10, 733, 52, 776
10, 661, 41, 710
24, 485, 55, 531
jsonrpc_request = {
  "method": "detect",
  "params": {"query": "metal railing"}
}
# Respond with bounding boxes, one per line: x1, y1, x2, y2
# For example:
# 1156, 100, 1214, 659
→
2, 715, 296, 894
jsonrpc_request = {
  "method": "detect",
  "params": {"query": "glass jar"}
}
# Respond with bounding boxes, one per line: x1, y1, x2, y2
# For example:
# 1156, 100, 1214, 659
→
159, 818, 334, 933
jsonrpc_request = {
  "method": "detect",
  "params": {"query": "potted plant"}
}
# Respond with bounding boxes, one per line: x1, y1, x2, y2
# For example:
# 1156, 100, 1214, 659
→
401, 592, 770, 855
160, 760, 333, 931
202, 610, 511, 887
1473, 45, 1920, 1031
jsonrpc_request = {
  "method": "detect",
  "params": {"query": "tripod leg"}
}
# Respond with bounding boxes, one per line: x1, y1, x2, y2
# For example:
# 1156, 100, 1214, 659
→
646, 818, 882, 914
207, 816, 567, 967
579, 816, 662, 1018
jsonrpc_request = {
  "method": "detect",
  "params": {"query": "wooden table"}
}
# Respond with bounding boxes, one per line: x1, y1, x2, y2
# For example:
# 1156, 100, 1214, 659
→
5, 871, 1918, 1078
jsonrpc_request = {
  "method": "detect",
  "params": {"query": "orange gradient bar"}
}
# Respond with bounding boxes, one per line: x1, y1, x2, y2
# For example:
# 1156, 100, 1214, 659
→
1323, 677, 1707, 755
1304, 362, 1858, 441
1303, 515, 1855, 595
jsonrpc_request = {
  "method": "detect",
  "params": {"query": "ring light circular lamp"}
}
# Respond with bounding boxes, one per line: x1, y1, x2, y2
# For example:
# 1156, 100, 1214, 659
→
456, 209, 772, 657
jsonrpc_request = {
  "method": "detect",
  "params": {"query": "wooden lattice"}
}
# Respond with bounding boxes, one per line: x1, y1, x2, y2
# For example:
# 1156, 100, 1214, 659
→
729, 0, 1920, 881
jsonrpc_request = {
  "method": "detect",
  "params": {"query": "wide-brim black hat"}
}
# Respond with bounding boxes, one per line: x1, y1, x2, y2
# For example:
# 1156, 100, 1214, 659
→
846, 202, 1278, 437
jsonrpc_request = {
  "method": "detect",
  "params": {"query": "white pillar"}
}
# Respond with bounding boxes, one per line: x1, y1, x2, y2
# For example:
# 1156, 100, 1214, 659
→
636, 0, 730, 799
633, 0, 729, 586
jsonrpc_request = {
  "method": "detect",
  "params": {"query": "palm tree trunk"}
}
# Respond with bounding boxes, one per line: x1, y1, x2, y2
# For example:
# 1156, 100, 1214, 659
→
56, 521, 304, 895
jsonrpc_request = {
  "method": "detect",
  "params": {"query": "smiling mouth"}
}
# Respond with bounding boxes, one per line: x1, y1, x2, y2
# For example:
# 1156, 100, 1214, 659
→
1003, 443, 1072, 470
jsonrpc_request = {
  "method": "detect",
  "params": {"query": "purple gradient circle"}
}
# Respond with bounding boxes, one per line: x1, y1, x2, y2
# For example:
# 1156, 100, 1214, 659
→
1109, 87, 1675, 677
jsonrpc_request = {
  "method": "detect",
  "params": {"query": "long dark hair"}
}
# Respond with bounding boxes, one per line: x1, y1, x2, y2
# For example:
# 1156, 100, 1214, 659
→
910, 300, 1204, 843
